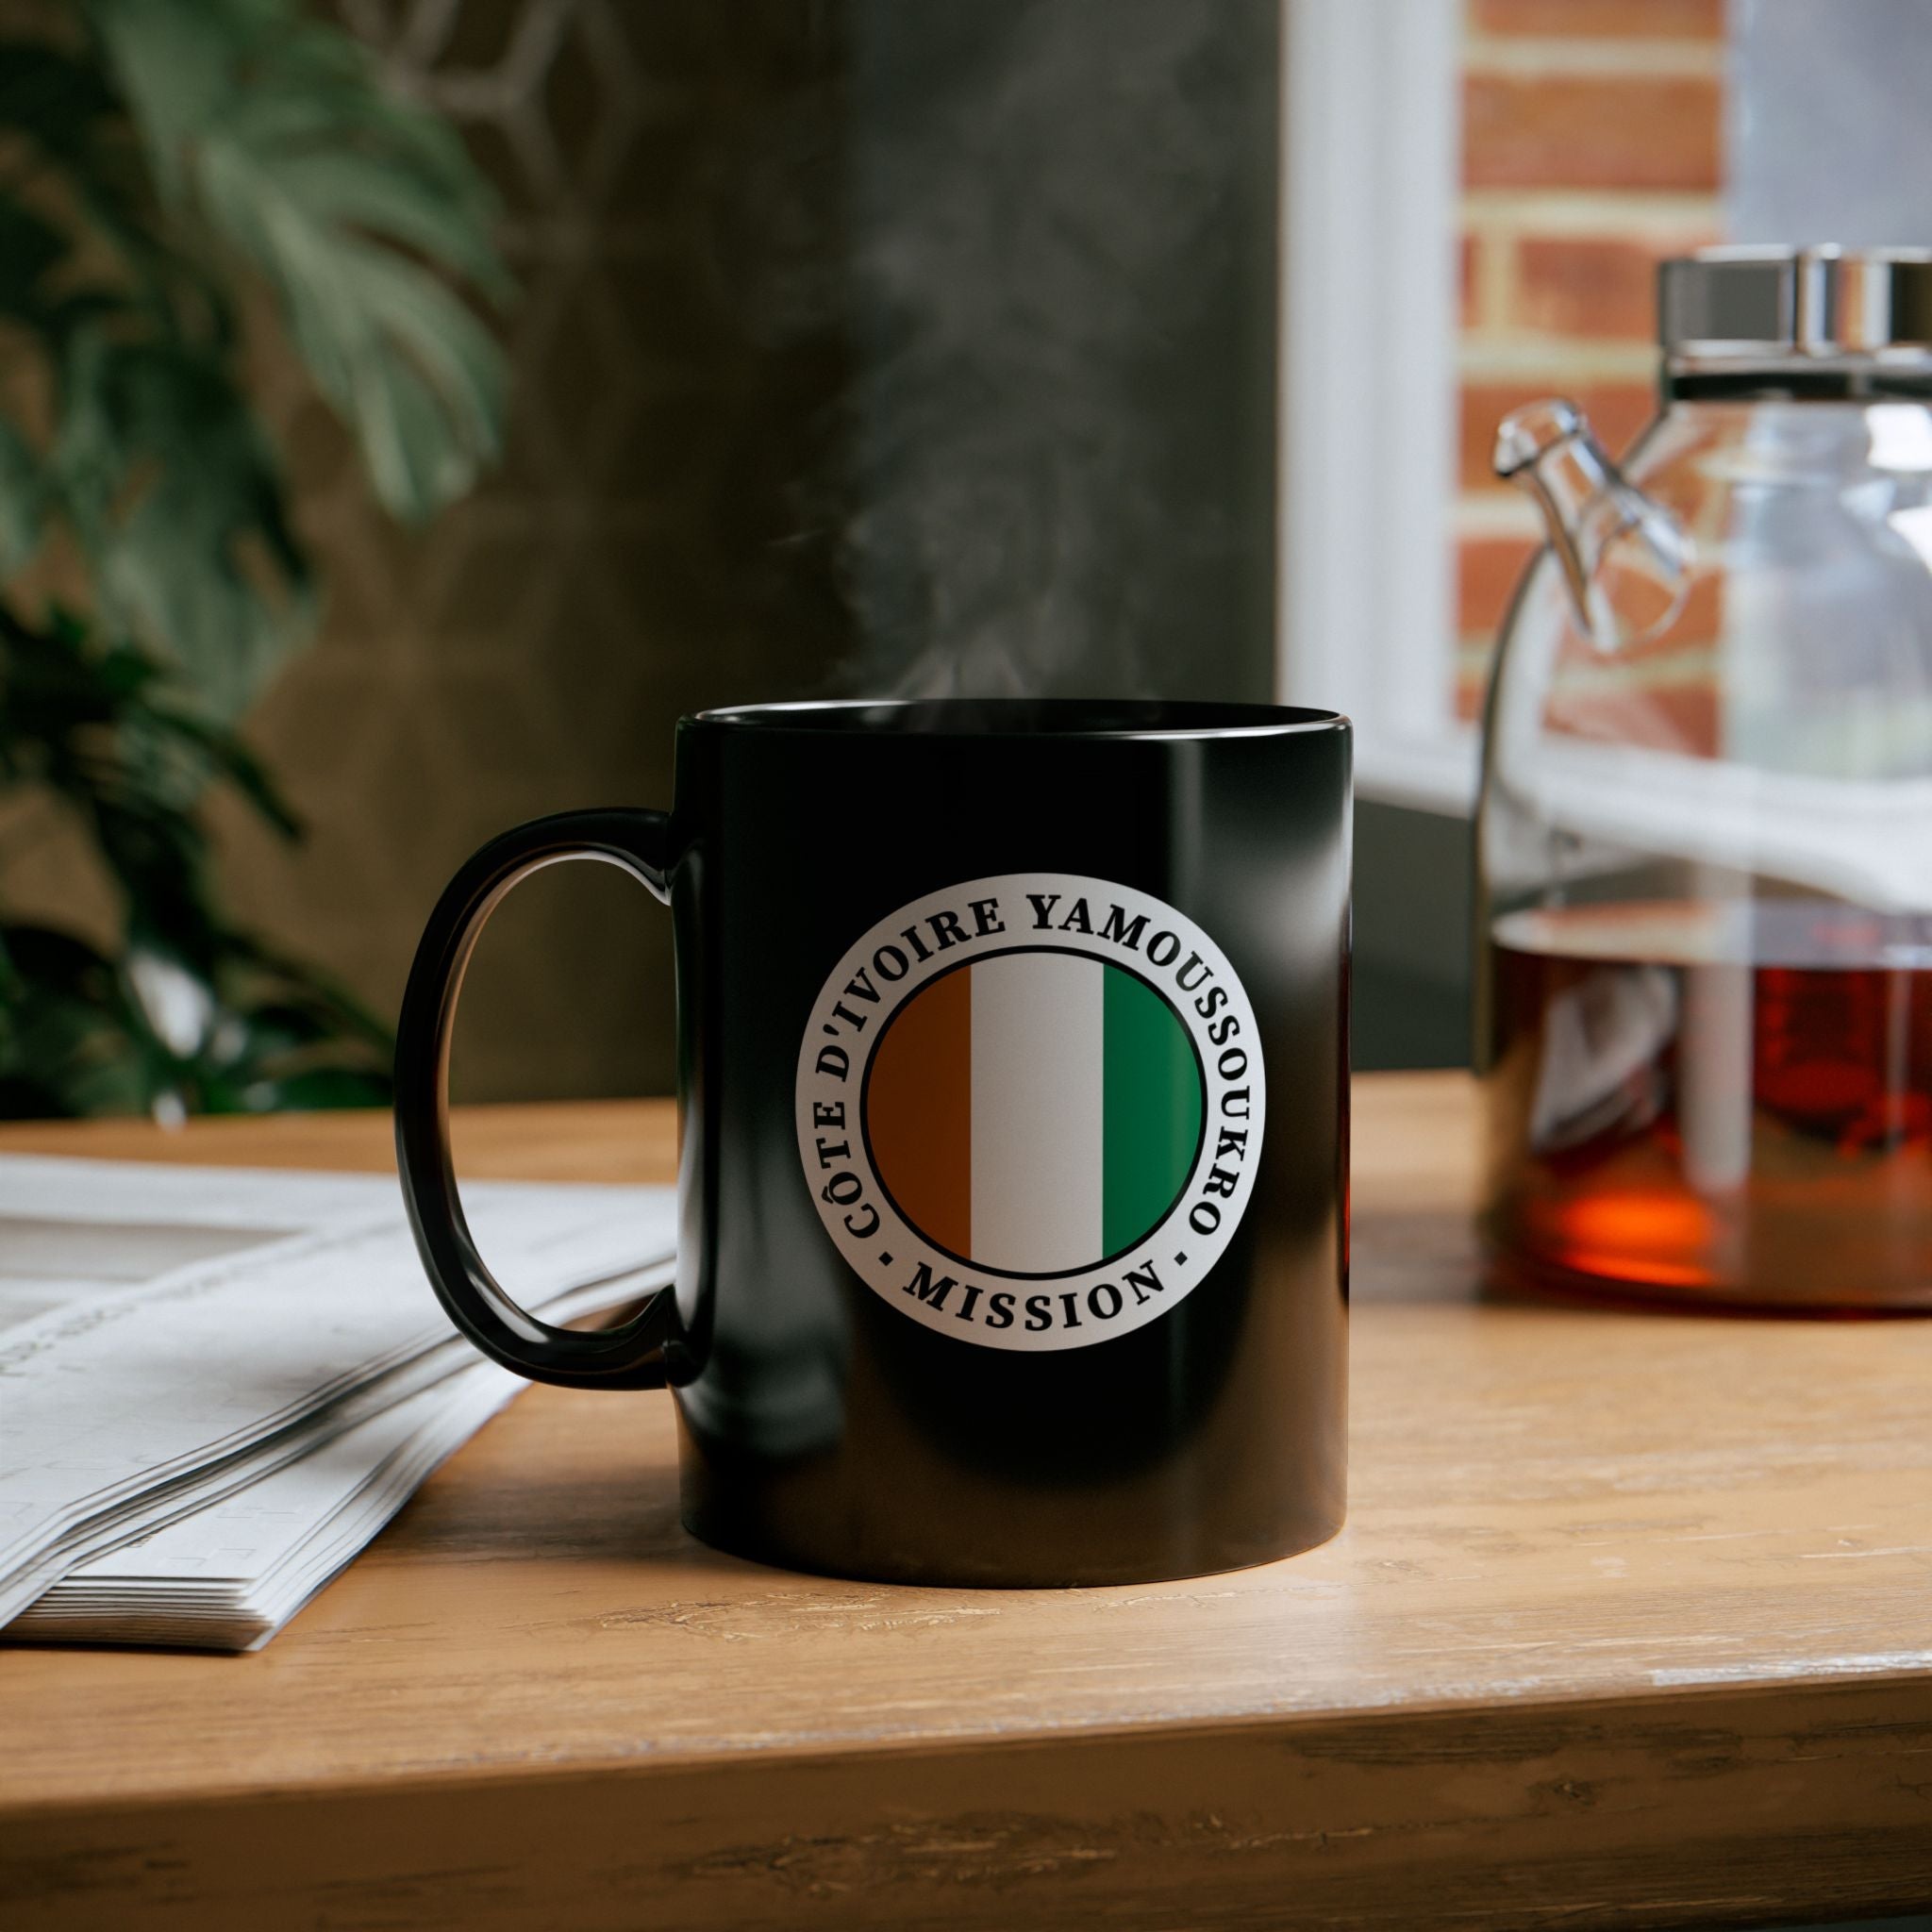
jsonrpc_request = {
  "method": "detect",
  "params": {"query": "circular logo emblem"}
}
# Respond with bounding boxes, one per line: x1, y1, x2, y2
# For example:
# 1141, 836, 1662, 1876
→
795, 873, 1266, 1352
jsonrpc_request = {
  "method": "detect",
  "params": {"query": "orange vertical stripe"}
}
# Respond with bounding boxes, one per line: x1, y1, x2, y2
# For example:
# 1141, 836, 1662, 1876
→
866, 967, 972, 1258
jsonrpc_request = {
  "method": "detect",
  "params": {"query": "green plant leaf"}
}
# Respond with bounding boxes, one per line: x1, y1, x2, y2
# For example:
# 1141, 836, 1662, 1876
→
50, 329, 313, 715
0, 35, 216, 339
90, 0, 509, 524
0, 197, 69, 325
0, 418, 43, 571
143, 702, 301, 837
0, 43, 122, 165
230, 1066, 391, 1112
0, 923, 151, 1118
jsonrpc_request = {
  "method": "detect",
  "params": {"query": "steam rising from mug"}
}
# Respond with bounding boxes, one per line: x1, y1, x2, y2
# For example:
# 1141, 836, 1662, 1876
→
758, 0, 1279, 701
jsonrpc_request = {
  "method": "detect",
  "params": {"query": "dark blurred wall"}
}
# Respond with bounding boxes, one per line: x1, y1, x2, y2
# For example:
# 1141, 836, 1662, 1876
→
213, 0, 1280, 1102
836, 0, 1279, 700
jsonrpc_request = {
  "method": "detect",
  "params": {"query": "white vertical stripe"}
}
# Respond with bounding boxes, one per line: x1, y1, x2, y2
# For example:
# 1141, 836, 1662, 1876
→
970, 953, 1105, 1274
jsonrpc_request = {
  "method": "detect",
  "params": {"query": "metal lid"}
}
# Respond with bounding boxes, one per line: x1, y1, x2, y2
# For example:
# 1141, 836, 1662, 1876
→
1659, 247, 1932, 363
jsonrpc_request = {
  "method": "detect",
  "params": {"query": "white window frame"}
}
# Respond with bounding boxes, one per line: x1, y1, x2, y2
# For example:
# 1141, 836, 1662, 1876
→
1276, 0, 1476, 815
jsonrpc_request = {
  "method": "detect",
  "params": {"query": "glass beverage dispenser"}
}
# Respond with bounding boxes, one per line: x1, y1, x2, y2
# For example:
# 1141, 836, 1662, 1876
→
1478, 246, 1932, 1310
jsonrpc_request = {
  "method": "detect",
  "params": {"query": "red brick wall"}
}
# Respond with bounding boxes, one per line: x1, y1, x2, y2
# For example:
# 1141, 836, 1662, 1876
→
1454, 0, 1725, 720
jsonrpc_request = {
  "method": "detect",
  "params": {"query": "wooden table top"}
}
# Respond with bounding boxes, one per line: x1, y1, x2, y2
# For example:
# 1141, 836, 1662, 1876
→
4, 1073, 1931, 1932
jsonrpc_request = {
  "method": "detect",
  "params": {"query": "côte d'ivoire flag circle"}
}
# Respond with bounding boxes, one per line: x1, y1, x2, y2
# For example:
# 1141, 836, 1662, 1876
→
864, 951, 1204, 1275
796, 872, 1266, 1353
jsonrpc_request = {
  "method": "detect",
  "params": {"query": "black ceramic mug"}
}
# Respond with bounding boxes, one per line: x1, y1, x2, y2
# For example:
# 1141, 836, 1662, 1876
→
395, 699, 1350, 1587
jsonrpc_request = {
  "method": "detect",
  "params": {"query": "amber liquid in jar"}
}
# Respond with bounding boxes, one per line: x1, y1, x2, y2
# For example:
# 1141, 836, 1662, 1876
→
1483, 900, 1932, 1309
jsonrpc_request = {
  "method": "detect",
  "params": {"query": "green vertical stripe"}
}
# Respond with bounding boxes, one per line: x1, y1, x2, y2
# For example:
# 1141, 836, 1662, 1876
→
1102, 968, 1203, 1256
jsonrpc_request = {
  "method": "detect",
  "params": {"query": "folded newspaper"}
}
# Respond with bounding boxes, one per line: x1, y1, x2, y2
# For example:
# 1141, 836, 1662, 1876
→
0, 1156, 675, 1652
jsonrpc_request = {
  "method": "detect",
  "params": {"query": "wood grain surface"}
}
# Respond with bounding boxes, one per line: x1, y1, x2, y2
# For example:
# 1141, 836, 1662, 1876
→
3, 1074, 1931, 1930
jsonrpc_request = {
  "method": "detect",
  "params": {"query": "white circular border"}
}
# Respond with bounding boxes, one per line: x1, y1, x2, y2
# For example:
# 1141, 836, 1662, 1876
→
795, 872, 1267, 1352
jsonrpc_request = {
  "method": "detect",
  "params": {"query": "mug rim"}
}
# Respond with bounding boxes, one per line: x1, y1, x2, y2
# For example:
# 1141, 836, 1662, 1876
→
688, 698, 1349, 741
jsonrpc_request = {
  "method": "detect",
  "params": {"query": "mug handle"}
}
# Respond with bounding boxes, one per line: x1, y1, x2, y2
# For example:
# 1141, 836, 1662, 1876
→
394, 808, 680, 1390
